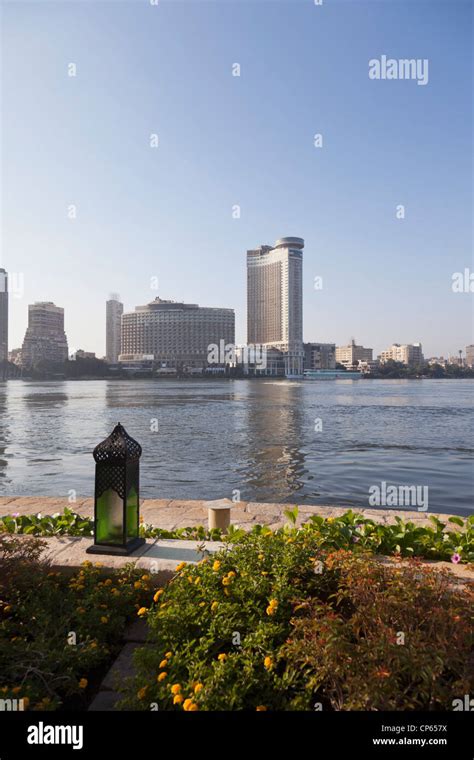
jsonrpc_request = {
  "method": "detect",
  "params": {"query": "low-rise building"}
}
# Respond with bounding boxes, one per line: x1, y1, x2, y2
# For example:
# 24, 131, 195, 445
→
380, 343, 424, 366
304, 342, 336, 370
336, 340, 373, 368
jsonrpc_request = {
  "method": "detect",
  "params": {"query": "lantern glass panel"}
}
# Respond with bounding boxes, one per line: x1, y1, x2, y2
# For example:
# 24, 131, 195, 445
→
126, 485, 139, 539
96, 488, 124, 544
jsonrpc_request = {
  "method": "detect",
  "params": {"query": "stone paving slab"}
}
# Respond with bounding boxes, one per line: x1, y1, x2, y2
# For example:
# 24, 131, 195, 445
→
88, 690, 121, 712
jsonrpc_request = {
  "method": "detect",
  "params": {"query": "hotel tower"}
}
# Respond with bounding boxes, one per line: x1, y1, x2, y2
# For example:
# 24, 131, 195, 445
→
247, 237, 304, 376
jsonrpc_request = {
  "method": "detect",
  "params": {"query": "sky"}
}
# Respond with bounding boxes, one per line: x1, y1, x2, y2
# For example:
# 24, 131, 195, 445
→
1, 0, 473, 358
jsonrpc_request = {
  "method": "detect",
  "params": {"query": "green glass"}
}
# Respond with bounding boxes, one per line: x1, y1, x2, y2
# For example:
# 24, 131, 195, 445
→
126, 485, 138, 539
96, 488, 124, 544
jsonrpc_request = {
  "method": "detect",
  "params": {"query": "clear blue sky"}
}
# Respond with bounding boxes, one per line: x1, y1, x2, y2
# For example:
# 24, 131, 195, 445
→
2, 0, 472, 358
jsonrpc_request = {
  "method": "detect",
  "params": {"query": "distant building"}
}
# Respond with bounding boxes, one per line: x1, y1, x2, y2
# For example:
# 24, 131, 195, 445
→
357, 359, 379, 375
121, 298, 235, 368
247, 237, 304, 377
118, 353, 155, 374
8, 348, 21, 366
466, 345, 474, 368
106, 294, 123, 364
427, 356, 447, 367
336, 340, 373, 368
304, 342, 336, 371
21, 302, 68, 368
72, 349, 96, 360
233, 345, 285, 376
0, 269, 8, 363
380, 343, 424, 366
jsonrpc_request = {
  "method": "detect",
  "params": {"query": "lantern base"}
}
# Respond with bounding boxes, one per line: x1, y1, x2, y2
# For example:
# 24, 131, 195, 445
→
86, 537, 146, 556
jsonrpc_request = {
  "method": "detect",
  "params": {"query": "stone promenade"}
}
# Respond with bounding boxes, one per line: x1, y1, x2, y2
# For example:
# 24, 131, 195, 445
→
0, 496, 462, 531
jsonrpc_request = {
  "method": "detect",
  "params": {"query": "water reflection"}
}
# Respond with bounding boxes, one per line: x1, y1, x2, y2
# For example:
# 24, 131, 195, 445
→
241, 382, 307, 502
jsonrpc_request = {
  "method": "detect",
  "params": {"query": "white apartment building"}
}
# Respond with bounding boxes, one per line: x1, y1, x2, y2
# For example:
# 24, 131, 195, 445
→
106, 295, 123, 363
380, 343, 424, 366
247, 237, 304, 376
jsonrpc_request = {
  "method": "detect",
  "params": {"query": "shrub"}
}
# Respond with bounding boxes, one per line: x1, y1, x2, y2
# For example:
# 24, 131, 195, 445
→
0, 535, 157, 710
118, 533, 473, 711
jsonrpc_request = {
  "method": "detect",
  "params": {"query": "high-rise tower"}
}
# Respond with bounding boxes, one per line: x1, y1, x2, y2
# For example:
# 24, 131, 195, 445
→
106, 294, 123, 363
21, 302, 68, 367
0, 269, 8, 364
247, 237, 304, 376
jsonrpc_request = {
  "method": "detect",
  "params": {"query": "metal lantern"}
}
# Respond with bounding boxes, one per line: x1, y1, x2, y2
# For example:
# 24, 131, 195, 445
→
86, 423, 146, 555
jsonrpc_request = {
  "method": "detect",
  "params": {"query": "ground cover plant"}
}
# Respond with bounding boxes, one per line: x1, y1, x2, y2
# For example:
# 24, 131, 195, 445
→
0, 507, 472, 563
0, 534, 158, 710
119, 532, 473, 711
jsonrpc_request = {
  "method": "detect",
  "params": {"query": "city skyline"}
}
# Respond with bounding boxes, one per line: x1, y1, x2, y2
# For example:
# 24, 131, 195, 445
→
2, 1, 473, 358
2, 260, 471, 365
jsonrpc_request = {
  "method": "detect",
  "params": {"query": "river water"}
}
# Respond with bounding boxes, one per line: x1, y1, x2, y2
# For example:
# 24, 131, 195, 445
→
0, 378, 472, 515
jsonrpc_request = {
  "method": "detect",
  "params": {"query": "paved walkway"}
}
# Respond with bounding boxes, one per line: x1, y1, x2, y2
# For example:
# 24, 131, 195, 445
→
0, 496, 463, 531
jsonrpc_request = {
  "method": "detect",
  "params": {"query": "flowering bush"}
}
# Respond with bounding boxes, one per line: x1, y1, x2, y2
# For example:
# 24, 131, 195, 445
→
0, 535, 157, 710
118, 532, 473, 711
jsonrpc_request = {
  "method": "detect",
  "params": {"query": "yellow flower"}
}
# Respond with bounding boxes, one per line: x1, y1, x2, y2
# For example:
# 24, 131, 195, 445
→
94, 562, 103, 568
104, 579, 112, 586
173, 694, 184, 704
194, 683, 204, 694
199, 601, 205, 607
170, 684, 181, 695
264, 656, 273, 670
137, 686, 148, 700
217, 653, 227, 662
194, 577, 201, 585
153, 590, 164, 603
100, 616, 108, 624
261, 571, 268, 576
89, 641, 98, 649
211, 601, 218, 612
137, 607, 148, 617
183, 698, 198, 711
134, 581, 142, 590
212, 560, 221, 572
222, 577, 231, 586
78, 678, 88, 689
159, 659, 168, 669
157, 672, 167, 682
165, 652, 172, 659
188, 702, 199, 711
141, 574, 150, 581
327, 517, 335, 523
256, 705, 267, 711
258, 554, 264, 561
188, 576, 194, 584
266, 605, 276, 616
224, 588, 230, 596
227, 571, 236, 578
111, 588, 119, 596
176, 562, 187, 572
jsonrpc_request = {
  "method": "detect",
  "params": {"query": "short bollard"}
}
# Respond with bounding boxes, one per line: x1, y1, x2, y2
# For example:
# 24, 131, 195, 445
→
206, 500, 232, 533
